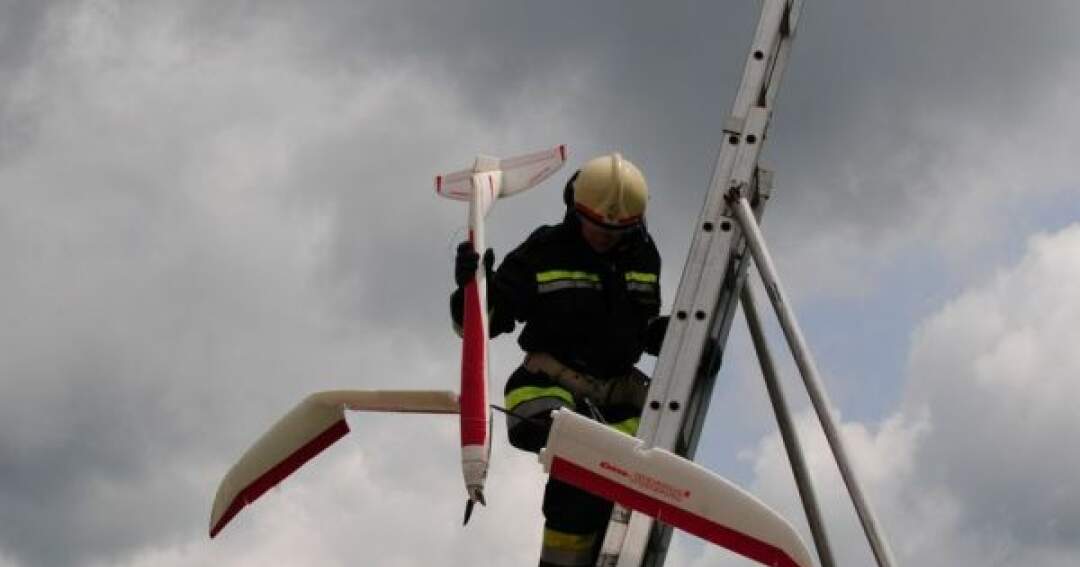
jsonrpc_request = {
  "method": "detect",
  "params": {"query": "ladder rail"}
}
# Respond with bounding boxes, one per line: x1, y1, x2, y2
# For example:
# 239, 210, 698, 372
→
598, 0, 899, 564
600, 0, 805, 564
621, 175, 770, 567
643, 0, 798, 465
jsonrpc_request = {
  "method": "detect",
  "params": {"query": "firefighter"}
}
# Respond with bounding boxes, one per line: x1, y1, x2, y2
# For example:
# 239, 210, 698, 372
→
450, 153, 669, 566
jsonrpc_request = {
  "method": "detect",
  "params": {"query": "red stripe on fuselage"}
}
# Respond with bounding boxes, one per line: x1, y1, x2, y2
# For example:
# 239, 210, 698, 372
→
549, 457, 803, 567
209, 418, 349, 538
459, 237, 488, 448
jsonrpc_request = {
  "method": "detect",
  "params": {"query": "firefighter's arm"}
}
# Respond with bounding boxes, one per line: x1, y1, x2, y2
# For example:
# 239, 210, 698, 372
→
644, 315, 669, 356
487, 245, 536, 336
643, 253, 666, 356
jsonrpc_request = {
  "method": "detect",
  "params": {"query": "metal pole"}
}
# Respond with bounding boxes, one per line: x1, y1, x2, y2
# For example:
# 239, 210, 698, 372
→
741, 283, 837, 567
730, 190, 899, 567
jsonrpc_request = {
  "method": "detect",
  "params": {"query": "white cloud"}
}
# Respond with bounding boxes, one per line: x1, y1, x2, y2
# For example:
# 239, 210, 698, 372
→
685, 224, 1080, 566
904, 225, 1080, 550
103, 427, 547, 567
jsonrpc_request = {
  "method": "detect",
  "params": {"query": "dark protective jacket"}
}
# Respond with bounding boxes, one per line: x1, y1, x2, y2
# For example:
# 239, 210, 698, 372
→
450, 211, 664, 565
452, 213, 662, 379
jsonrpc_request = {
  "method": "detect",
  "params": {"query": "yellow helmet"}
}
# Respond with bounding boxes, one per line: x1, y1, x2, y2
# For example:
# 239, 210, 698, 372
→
572, 153, 648, 228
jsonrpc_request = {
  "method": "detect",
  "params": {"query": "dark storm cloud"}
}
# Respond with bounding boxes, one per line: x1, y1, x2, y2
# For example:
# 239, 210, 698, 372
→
0, 1, 67, 162
258, 0, 1080, 231
6, 0, 1079, 268
0, 1, 65, 77
204, 1, 765, 325
245, 0, 1080, 295
765, 0, 1080, 261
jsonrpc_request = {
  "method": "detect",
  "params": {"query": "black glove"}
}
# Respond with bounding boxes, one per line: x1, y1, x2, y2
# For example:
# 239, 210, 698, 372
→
644, 315, 670, 356
454, 241, 494, 288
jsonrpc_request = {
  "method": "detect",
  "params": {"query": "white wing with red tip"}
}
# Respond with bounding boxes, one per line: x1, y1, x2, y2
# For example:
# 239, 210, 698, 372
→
209, 390, 458, 538
497, 144, 567, 196
539, 409, 814, 567
435, 144, 566, 201
434, 168, 474, 201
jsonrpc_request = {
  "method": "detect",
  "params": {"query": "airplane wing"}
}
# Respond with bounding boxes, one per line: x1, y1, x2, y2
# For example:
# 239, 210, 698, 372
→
497, 144, 567, 197
539, 409, 814, 567
435, 144, 566, 201
435, 168, 474, 201
210, 390, 459, 538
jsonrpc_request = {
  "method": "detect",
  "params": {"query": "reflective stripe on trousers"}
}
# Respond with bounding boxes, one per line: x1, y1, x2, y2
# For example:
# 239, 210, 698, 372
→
539, 528, 597, 567
608, 416, 640, 436
505, 385, 575, 427
506, 385, 574, 413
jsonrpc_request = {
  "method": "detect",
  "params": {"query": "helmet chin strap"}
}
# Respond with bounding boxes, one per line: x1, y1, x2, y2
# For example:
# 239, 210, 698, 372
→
562, 170, 581, 208
561, 170, 582, 225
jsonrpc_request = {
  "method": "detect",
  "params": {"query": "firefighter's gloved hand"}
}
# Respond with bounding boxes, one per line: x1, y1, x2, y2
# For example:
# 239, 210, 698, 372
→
454, 241, 494, 288
645, 315, 670, 356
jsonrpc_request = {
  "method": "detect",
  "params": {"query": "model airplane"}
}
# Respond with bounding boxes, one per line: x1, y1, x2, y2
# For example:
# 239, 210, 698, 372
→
436, 143, 568, 521
542, 409, 814, 567
208, 145, 568, 537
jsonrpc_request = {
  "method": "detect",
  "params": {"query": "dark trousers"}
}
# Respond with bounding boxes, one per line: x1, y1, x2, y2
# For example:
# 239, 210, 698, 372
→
538, 477, 613, 566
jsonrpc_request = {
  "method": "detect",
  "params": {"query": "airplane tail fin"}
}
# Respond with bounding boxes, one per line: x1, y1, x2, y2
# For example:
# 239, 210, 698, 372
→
435, 144, 566, 201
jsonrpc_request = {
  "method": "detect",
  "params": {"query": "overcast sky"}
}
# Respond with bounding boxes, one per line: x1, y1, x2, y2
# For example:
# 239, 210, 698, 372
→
2, 1, 1079, 566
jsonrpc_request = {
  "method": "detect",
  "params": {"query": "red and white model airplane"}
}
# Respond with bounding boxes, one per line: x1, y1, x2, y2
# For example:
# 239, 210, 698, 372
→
435, 143, 569, 520
208, 145, 568, 537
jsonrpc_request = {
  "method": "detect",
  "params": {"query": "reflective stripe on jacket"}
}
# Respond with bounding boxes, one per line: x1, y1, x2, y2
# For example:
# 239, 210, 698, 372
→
464, 214, 661, 379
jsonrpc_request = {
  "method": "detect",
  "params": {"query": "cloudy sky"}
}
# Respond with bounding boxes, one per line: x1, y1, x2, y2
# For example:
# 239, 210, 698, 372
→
2, 1, 1079, 566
